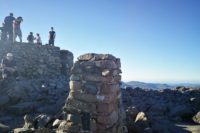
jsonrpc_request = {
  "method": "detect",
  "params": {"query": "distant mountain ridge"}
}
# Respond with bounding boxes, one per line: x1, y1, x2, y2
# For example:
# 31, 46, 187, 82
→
125, 81, 200, 90
126, 81, 172, 89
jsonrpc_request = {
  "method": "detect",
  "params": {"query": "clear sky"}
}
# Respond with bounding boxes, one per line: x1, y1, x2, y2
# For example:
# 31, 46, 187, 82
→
0, 0, 200, 83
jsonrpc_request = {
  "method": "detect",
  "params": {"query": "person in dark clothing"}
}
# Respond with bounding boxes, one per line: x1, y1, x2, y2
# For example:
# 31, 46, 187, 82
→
48, 27, 56, 46
13, 16, 23, 43
4, 13, 15, 41
0, 23, 7, 41
0, 53, 18, 79
27, 32, 34, 43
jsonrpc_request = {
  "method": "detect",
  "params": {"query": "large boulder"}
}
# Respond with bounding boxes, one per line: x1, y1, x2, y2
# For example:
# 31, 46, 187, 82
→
193, 111, 200, 124
23, 115, 34, 129
126, 106, 139, 121
34, 114, 53, 129
132, 112, 152, 133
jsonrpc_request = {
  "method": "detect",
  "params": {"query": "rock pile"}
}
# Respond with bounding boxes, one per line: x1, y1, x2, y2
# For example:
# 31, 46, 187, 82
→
0, 41, 73, 78
0, 41, 73, 129
123, 87, 200, 133
62, 53, 125, 133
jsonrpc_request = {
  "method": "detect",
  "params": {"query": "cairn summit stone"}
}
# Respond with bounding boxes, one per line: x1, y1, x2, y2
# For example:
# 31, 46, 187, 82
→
63, 53, 125, 133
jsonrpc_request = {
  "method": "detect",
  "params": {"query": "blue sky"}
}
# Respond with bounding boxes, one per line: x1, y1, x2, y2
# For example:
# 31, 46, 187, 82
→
0, 0, 200, 83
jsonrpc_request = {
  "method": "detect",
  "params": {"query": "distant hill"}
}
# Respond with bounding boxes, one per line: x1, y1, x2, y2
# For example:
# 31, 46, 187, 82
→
126, 81, 172, 90
125, 81, 200, 90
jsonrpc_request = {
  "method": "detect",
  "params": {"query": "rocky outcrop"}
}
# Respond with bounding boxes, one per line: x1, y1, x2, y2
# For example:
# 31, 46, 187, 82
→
124, 86, 200, 133
193, 112, 200, 124
12, 83, 200, 133
0, 41, 73, 78
0, 41, 73, 128
12, 53, 126, 133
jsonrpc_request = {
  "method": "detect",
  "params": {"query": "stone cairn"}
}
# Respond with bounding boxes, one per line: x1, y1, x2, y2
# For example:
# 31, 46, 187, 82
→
62, 53, 125, 133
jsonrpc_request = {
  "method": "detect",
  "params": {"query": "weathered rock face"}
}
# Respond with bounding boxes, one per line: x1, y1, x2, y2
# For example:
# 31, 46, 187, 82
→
0, 41, 73, 128
62, 53, 125, 133
0, 41, 73, 78
124, 87, 200, 133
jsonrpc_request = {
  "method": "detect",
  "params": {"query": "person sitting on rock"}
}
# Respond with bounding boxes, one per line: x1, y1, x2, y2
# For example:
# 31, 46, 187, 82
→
0, 53, 18, 79
27, 32, 34, 43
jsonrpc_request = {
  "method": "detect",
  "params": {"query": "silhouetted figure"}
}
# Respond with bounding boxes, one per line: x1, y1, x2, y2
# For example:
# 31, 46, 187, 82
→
48, 27, 56, 46
27, 32, 34, 43
13, 16, 23, 43
0, 23, 7, 41
35, 33, 42, 45
4, 13, 15, 41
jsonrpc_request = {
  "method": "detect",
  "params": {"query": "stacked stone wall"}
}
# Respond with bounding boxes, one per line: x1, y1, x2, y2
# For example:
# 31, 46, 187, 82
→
62, 53, 125, 133
0, 41, 73, 128
0, 41, 73, 78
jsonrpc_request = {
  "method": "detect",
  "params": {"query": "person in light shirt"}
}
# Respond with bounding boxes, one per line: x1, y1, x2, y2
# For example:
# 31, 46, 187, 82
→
35, 33, 42, 45
13, 16, 23, 43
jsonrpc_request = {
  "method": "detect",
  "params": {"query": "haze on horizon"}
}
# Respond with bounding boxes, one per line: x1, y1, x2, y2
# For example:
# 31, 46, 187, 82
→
0, 0, 200, 84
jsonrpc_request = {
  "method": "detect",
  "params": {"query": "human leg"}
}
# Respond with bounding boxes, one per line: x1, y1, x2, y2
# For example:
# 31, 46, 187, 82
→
8, 28, 13, 41
52, 40, 54, 46
18, 29, 22, 42
13, 29, 16, 42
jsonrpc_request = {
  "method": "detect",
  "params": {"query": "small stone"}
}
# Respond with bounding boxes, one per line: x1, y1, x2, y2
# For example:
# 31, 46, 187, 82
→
193, 111, 200, 124
53, 119, 62, 127
102, 69, 110, 76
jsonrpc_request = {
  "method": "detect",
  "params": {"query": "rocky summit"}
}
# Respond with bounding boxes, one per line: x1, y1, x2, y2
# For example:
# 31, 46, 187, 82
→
0, 41, 200, 133
0, 41, 73, 131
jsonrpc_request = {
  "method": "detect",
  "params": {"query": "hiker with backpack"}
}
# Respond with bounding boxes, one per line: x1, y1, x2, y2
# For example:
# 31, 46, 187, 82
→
4, 13, 15, 41
48, 27, 56, 46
